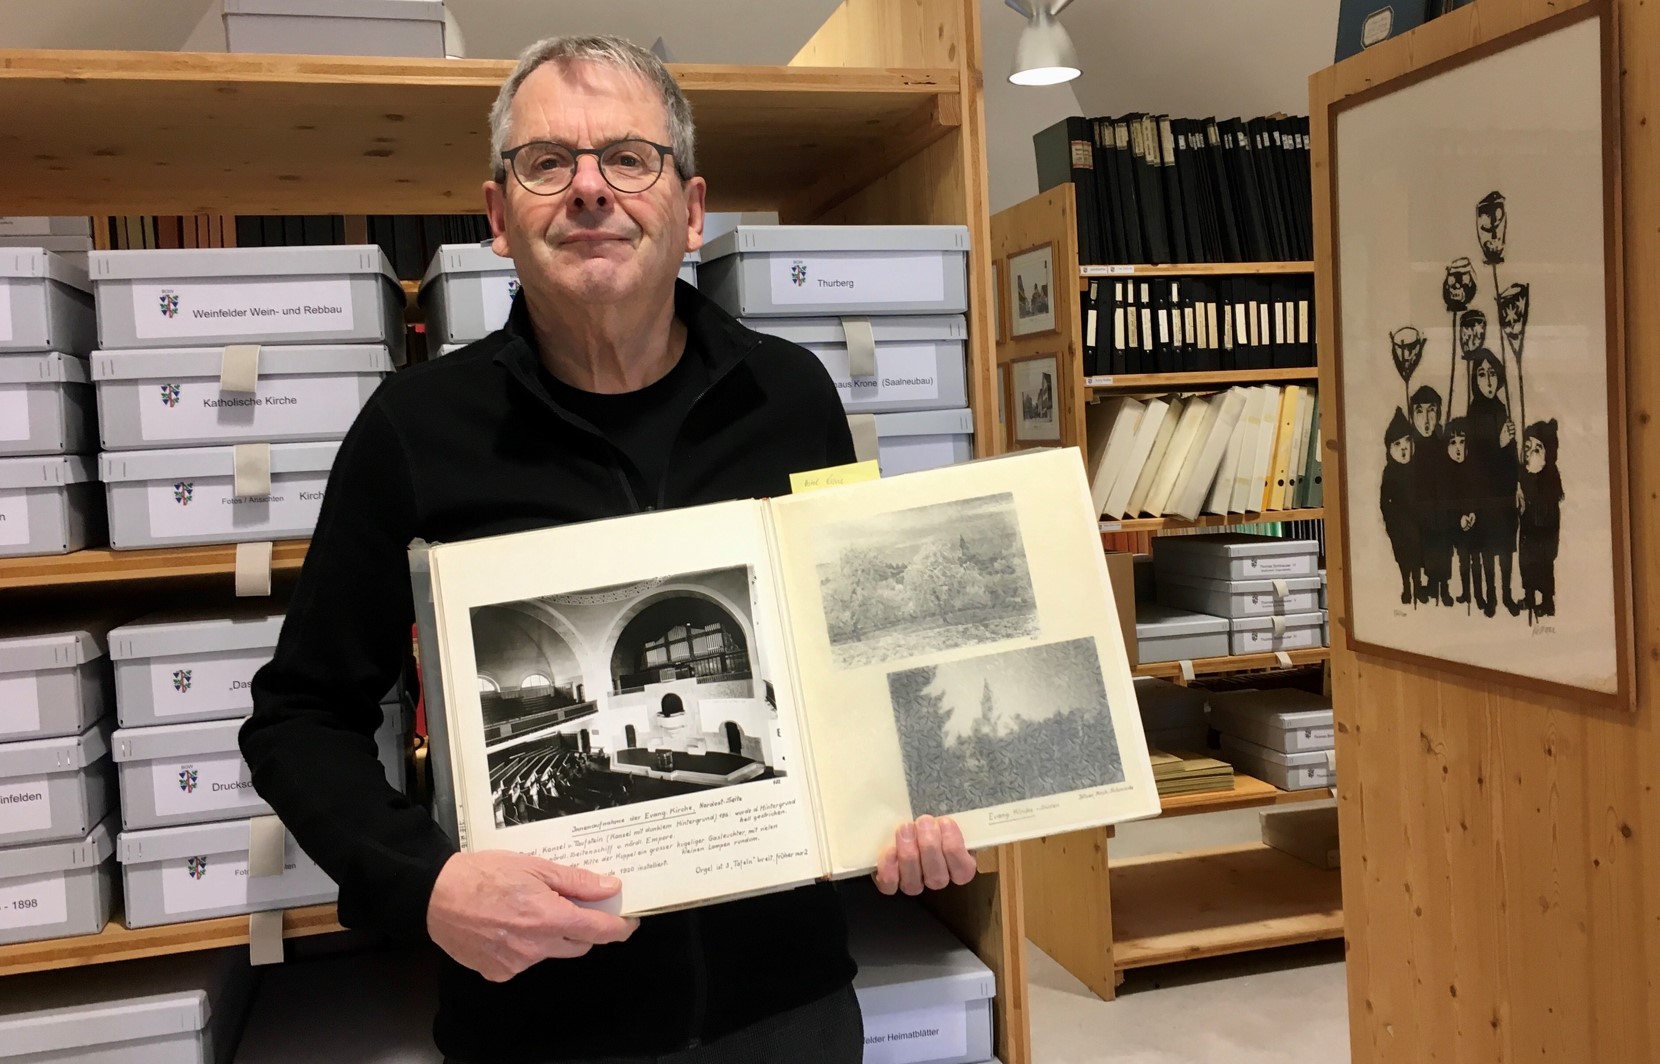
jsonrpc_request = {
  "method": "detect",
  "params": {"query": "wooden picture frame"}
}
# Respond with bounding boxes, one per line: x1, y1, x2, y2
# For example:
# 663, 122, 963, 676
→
1326, 0, 1632, 708
991, 257, 1007, 343
1008, 242, 1058, 338
1008, 352, 1062, 447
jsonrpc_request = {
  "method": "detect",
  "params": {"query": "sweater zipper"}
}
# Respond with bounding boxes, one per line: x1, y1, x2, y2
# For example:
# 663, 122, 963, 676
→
655, 345, 757, 511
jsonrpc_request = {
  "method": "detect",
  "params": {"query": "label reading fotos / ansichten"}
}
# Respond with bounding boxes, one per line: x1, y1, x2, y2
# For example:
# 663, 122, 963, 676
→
132, 279, 356, 340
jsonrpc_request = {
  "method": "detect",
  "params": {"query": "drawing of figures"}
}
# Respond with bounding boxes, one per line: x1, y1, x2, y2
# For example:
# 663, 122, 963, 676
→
1464, 349, 1521, 617
1518, 419, 1563, 617
1409, 385, 1453, 606
1381, 408, 1420, 605
1441, 418, 1481, 609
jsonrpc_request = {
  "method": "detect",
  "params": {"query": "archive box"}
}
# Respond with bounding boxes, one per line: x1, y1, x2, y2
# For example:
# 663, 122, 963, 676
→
1227, 611, 1326, 655
0, 815, 114, 946
0, 352, 94, 456
1155, 572, 1323, 619
223, 0, 450, 58
89, 246, 406, 360
99, 440, 339, 550
874, 408, 974, 476
0, 716, 114, 847
0, 453, 100, 558
744, 315, 969, 414
1260, 805, 1340, 869
0, 623, 111, 742
1133, 604, 1230, 663
110, 608, 286, 727
117, 816, 338, 928
92, 343, 392, 450
0, 248, 95, 355
1220, 734, 1332, 791
1151, 533, 1320, 581
1206, 689, 1334, 755
699, 225, 970, 318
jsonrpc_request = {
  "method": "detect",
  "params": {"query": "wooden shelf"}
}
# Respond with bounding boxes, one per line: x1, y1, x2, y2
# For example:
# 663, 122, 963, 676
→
1078, 261, 1314, 285
0, 541, 310, 589
1132, 647, 1330, 680
1085, 368, 1319, 390
1100, 508, 1324, 535
0, 905, 344, 977
1156, 772, 1333, 819
1110, 842, 1342, 971
0, 52, 958, 217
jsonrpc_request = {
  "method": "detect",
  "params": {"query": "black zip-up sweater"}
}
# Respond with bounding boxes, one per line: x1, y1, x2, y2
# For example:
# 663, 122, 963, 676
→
241, 280, 858, 1062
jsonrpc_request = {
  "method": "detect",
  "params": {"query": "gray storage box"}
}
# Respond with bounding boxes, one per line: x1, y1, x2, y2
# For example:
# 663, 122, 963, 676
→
744, 315, 969, 414
875, 408, 974, 476
846, 888, 995, 1064
0, 623, 110, 742
1152, 533, 1320, 581
0, 717, 113, 846
0, 248, 95, 355
419, 243, 517, 350
1261, 805, 1339, 868
89, 246, 405, 361
113, 701, 404, 830
1220, 734, 1332, 791
111, 608, 285, 727
0, 218, 92, 238
117, 817, 338, 928
1157, 571, 1323, 619
0, 816, 114, 946
0, 352, 94, 456
92, 344, 391, 450
1228, 611, 1326, 655
0, 947, 254, 1063
224, 0, 449, 58
1206, 689, 1334, 753
699, 226, 970, 318
99, 440, 339, 550
0, 453, 101, 558
1134, 604, 1230, 663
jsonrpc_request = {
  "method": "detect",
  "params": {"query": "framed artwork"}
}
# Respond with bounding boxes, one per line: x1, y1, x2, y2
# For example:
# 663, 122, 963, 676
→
1328, 1, 1630, 706
1009, 353, 1062, 446
1008, 243, 1057, 338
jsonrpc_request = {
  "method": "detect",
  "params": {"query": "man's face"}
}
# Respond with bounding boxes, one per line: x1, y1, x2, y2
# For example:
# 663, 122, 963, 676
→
1447, 433, 1467, 464
484, 60, 707, 308
1390, 437, 1413, 464
1412, 402, 1440, 439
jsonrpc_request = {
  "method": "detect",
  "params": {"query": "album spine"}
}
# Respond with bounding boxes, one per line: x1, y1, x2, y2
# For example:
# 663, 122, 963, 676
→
409, 540, 467, 849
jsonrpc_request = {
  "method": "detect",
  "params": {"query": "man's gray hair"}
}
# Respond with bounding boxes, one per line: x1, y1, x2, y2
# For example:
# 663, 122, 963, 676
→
488, 35, 697, 182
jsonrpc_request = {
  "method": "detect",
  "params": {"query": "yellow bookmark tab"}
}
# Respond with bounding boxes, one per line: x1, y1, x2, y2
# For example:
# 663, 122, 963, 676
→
789, 460, 881, 494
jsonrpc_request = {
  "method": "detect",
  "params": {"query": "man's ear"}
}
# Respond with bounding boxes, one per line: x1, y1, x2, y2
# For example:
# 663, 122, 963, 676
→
484, 179, 512, 258
684, 175, 708, 254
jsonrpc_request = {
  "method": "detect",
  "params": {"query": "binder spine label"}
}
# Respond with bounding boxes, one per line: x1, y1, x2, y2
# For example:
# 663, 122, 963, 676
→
1071, 140, 1095, 168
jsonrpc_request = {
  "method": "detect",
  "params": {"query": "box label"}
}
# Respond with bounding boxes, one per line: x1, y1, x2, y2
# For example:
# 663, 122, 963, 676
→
131, 279, 355, 340
0, 280, 12, 342
0, 385, 29, 441
143, 473, 327, 540
147, 651, 273, 720
0, 871, 69, 930
1244, 590, 1320, 615
1242, 626, 1321, 651
478, 274, 520, 334
0, 776, 52, 835
0, 673, 43, 738
136, 376, 368, 443
160, 847, 335, 916
150, 752, 267, 818
0, 490, 29, 547
861, 1001, 970, 1064
1242, 556, 1316, 576
770, 252, 947, 306
812, 344, 945, 406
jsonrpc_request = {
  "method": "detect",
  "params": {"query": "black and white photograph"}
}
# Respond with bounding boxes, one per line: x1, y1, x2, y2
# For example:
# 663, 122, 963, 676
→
1009, 242, 1057, 337
887, 638, 1124, 818
468, 566, 786, 829
1010, 354, 1061, 443
1332, 6, 1629, 704
812, 493, 1039, 669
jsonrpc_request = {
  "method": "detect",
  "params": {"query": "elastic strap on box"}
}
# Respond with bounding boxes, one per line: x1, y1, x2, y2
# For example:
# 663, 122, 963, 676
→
1178, 659, 1196, 683
248, 815, 285, 878
1271, 578, 1290, 598
840, 317, 877, 379
1275, 650, 1293, 667
1325, 748, 1338, 798
1271, 615, 1286, 636
847, 413, 879, 465
233, 442, 271, 498
220, 344, 261, 394
235, 541, 274, 598
249, 909, 285, 966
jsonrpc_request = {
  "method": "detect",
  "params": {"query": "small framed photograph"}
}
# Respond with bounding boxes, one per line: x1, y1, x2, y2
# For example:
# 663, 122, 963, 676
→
1009, 243, 1057, 338
1009, 353, 1061, 445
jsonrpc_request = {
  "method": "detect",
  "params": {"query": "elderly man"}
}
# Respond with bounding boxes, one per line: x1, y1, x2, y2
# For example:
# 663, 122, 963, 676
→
241, 34, 976, 1064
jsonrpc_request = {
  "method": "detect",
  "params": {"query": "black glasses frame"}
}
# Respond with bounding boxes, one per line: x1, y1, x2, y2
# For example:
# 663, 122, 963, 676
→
498, 138, 678, 196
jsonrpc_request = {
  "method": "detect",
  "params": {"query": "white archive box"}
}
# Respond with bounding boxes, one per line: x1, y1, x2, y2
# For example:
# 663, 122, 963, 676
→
0, 217, 93, 237
0, 453, 101, 558
744, 315, 969, 414
0, 248, 96, 355
0, 622, 111, 742
99, 439, 339, 550
92, 343, 392, 450
117, 817, 338, 928
0, 716, 114, 847
1134, 604, 1230, 663
874, 408, 974, 476
1156, 571, 1323, 619
89, 246, 407, 361
1152, 533, 1320, 581
110, 608, 286, 727
0, 352, 95, 456
1228, 611, 1326, 655
1206, 689, 1334, 754
0, 815, 115, 946
112, 701, 406, 831
224, 0, 450, 58
0, 948, 255, 1064
845, 886, 996, 1064
1220, 734, 1333, 792
699, 225, 970, 318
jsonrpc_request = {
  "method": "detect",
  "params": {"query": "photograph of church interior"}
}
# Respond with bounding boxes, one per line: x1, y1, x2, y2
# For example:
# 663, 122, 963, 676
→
468, 566, 783, 828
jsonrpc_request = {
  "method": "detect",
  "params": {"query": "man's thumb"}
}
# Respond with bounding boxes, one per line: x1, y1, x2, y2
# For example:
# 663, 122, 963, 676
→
528, 861, 622, 901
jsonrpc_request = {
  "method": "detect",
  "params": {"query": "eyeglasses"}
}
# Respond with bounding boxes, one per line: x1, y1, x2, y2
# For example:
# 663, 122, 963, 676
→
498, 138, 676, 196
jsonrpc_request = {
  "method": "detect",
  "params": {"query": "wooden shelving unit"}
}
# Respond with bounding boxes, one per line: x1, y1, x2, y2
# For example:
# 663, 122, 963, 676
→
0, 542, 311, 590
1077, 260, 1315, 286
0, 905, 344, 978
1154, 772, 1332, 818
1100, 508, 1323, 535
1132, 647, 1330, 681
1084, 367, 1320, 390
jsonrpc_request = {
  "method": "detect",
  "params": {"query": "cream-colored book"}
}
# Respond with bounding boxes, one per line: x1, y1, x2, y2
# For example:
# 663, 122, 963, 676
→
1205, 390, 1251, 515
1167, 387, 1249, 521
1125, 396, 1185, 517
1238, 385, 1282, 514
1084, 397, 1129, 517
1103, 397, 1171, 519
1089, 397, 1147, 518
1144, 395, 1212, 516
410, 450, 1161, 917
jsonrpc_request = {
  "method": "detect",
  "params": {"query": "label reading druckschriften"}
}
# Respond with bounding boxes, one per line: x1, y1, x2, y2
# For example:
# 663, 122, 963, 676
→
0, 674, 43, 738
0, 871, 69, 930
861, 1002, 969, 1064
151, 753, 267, 818
131, 279, 355, 340
0, 777, 52, 836
147, 651, 273, 720
770, 252, 946, 306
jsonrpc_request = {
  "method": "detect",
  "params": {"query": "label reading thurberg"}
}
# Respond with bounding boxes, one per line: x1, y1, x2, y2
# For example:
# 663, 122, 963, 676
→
132, 279, 355, 340
770, 252, 947, 306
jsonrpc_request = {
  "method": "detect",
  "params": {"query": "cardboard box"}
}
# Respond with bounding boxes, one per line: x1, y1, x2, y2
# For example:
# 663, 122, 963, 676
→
1105, 551, 1138, 666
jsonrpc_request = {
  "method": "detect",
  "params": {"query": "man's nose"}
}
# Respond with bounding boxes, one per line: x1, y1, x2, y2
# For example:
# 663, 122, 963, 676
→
569, 154, 610, 208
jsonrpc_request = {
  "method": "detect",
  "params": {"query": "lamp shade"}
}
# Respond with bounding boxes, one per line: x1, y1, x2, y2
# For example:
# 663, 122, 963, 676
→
1010, 9, 1080, 85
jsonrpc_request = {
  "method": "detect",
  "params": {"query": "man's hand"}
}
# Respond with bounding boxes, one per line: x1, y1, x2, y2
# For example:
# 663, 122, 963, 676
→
427, 851, 639, 982
872, 814, 977, 896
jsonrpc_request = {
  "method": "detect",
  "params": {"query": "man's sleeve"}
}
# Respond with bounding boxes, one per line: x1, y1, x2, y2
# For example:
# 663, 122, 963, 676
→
240, 396, 456, 942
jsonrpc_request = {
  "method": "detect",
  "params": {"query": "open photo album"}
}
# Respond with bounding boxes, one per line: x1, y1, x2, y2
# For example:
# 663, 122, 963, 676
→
409, 448, 1161, 916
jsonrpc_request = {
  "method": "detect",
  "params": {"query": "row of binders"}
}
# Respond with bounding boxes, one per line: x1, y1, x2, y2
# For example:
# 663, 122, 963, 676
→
1082, 274, 1315, 377
1035, 113, 1313, 266
1087, 384, 1323, 521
